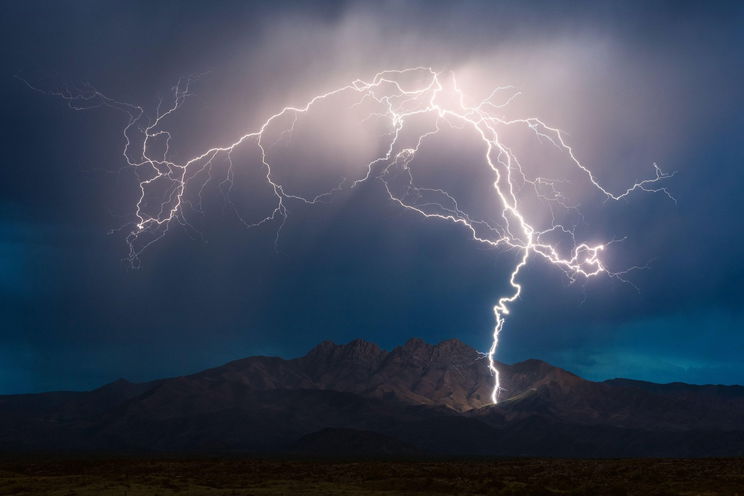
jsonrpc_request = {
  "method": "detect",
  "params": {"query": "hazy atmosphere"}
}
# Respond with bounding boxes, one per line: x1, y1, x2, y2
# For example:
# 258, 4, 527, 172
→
1, 0, 742, 394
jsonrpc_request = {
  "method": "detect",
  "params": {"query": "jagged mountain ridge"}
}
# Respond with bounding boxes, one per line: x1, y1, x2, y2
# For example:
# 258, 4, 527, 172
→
197, 337, 495, 411
1, 338, 744, 456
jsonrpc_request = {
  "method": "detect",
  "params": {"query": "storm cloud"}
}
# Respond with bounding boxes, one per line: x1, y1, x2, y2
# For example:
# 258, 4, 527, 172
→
0, 0, 742, 393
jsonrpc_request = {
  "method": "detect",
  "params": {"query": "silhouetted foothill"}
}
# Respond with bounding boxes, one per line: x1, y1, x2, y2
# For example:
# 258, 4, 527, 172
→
1, 338, 744, 456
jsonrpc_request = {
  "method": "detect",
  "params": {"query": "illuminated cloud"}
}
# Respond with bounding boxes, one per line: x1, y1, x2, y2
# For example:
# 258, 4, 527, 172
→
25, 64, 672, 401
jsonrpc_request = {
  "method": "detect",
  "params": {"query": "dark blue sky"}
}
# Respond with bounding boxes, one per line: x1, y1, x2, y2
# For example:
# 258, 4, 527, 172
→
1, 0, 742, 394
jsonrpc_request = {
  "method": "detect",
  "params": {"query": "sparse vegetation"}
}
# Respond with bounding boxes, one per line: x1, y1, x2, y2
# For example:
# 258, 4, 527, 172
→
0, 457, 742, 496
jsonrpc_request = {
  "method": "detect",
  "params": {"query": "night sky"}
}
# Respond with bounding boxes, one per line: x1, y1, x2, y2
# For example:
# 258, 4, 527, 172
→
1, 0, 742, 394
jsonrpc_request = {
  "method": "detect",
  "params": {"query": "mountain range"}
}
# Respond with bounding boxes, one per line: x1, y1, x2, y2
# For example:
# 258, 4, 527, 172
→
2, 338, 743, 457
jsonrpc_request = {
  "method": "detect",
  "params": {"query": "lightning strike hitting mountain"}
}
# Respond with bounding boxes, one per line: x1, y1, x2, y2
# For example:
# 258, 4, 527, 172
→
23, 67, 674, 403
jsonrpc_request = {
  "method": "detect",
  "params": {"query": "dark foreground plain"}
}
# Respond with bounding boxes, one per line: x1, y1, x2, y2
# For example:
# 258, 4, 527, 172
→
1, 457, 743, 496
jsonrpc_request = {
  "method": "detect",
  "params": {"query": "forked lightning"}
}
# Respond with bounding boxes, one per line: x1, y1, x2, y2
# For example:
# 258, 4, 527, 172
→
23, 67, 674, 403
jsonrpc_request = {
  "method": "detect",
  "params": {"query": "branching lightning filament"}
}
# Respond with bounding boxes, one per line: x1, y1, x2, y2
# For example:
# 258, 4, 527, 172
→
23, 67, 674, 403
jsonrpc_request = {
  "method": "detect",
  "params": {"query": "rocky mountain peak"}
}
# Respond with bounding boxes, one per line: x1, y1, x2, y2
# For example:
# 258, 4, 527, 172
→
401, 337, 431, 351
304, 338, 385, 360
433, 338, 479, 357
4, 337, 744, 456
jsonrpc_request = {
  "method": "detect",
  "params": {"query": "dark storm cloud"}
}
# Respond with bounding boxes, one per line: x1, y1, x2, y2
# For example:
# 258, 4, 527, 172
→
0, 0, 742, 393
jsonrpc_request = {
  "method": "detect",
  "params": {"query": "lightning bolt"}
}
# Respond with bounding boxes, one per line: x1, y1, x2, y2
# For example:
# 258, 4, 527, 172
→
22, 67, 674, 403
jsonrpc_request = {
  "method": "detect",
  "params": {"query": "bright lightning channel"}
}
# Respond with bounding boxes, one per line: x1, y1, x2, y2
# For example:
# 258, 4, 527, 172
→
22, 67, 674, 403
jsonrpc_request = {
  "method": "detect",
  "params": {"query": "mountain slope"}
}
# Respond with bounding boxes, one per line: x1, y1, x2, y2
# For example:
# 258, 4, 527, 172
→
2, 338, 744, 456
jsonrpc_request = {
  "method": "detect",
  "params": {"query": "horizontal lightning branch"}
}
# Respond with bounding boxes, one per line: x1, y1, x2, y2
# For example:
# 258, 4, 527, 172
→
22, 67, 675, 403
